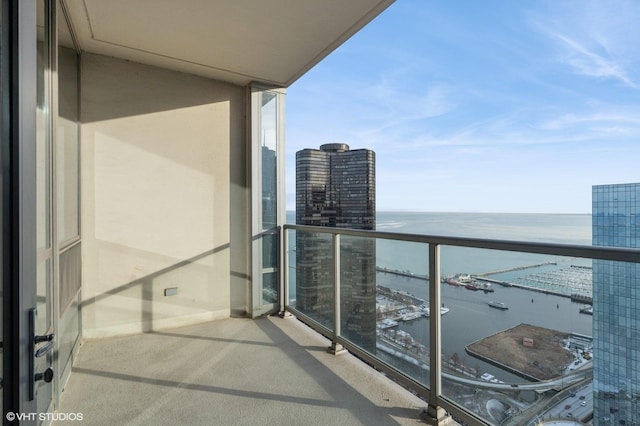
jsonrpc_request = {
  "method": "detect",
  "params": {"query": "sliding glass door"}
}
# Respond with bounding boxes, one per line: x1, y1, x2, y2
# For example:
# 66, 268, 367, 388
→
2, 1, 80, 422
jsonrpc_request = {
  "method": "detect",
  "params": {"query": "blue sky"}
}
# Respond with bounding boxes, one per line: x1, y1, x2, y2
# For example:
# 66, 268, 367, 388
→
285, 0, 640, 214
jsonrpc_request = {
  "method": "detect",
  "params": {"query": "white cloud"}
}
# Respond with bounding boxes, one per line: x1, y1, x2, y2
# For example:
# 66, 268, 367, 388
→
530, 1, 640, 89
536, 110, 640, 131
550, 31, 638, 88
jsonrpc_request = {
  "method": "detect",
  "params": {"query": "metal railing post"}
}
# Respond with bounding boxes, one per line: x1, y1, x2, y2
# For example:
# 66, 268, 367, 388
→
328, 233, 346, 355
279, 226, 292, 318
422, 243, 451, 423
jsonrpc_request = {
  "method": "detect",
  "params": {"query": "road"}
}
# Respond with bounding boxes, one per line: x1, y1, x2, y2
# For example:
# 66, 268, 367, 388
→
378, 340, 592, 393
535, 382, 593, 422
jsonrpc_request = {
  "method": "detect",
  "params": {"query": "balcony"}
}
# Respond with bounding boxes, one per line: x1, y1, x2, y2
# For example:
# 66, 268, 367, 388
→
281, 224, 639, 425
56, 315, 425, 425
57, 225, 640, 425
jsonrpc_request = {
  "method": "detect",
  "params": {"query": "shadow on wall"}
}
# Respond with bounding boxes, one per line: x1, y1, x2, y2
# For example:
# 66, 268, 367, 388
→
82, 242, 230, 336
79, 52, 250, 333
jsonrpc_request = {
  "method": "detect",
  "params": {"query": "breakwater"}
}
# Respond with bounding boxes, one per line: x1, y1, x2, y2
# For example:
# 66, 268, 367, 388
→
376, 266, 428, 280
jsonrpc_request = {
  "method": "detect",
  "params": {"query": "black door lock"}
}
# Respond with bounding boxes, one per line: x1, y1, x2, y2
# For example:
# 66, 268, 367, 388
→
35, 368, 54, 383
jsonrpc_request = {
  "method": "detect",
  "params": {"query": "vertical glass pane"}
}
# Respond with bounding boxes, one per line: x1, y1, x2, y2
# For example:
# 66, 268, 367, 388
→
260, 92, 277, 230
287, 228, 297, 305
35, 260, 53, 417
58, 295, 80, 374
261, 272, 277, 304
0, 0, 3, 412
374, 239, 430, 386
59, 243, 81, 316
340, 235, 377, 352
261, 233, 278, 304
291, 230, 334, 328
36, 1, 54, 416
36, 2, 50, 250
36, 260, 51, 337
262, 233, 277, 269
57, 6, 79, 243
441, 248, 592, 424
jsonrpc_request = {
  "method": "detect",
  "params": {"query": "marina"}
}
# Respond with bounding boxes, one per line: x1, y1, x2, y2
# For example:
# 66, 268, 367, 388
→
376, 286, 449, 326
370, 212, 594, 422
375, 266, 592, 391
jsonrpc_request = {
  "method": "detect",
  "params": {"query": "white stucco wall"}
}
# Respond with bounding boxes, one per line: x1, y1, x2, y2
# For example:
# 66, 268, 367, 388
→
80, 53, 247, 338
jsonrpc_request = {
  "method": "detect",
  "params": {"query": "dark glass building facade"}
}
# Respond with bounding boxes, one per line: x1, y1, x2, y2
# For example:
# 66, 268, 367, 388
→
295, 144, 376, 349
592, 183, 640, 425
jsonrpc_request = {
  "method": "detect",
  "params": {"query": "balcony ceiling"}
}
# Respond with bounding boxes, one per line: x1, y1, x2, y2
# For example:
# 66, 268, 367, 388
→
64, 0, 394, 87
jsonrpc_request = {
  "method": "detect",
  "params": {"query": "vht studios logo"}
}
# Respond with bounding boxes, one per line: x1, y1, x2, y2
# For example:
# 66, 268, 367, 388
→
6, 412, 83, 422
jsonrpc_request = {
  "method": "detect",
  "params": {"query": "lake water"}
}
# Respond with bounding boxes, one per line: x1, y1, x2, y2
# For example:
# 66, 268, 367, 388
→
286, 211, 594, 384
374, 211, 591, 276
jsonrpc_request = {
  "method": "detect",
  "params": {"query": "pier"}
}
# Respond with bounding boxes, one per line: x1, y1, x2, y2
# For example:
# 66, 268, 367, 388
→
376, 266, 428, 280
477, 261, 558, 276
473, 261, 593, 301
376, 285, 425, 307
473, 276, 567, 298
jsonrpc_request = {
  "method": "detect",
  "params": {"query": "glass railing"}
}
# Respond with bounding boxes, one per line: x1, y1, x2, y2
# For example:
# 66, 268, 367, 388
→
282, 224, 640, 426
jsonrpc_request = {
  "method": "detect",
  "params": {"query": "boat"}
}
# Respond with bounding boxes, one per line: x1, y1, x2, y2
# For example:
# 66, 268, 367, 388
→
579, 305, 593, 315
457, 273, 472, 283
446, 273, 472, 286
465, 283, 480, 291
446, 278, 463, 286
401, 311, 422, 322
465, 280, 493, 292
377, 318, 399, 329
488, 301, 508, 310
421, 305, 450, 317
478, 281, 494, 293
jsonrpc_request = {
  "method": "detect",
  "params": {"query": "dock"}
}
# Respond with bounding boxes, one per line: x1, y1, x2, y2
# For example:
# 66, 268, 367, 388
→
477, 261, 558, 276
473, 276, 567, 298
376, 266, 428, 280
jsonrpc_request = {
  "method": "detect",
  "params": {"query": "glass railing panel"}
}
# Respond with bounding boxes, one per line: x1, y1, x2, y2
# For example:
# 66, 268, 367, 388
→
338, 235, 377, 353
261, 232, 278, 304
288, 229, 334, 329
440, 246, 593, 425
364, 236, 429, 386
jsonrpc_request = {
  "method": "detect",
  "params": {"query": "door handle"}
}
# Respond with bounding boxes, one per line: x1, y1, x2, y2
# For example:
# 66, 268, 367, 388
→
35, 340, 54, 358
29, 309, 56, 400
34, 333, 55, 344
34, 332, 55, 358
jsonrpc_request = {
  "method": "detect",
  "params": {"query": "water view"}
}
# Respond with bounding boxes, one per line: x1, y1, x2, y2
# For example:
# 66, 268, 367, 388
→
287, 211, 595, 424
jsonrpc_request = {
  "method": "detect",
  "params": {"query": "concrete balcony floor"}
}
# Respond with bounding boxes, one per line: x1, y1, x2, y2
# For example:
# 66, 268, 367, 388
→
55, 315, 427, 425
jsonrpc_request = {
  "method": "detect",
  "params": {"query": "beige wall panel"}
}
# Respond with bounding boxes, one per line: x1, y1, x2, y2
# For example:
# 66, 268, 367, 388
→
81, 53, 247, 338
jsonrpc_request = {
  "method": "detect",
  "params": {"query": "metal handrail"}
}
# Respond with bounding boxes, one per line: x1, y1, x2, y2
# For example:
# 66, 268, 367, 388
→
283, 223, 640, 263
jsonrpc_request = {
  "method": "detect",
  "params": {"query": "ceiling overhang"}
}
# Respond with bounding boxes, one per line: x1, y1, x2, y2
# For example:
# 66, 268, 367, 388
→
63, 0, 394, 87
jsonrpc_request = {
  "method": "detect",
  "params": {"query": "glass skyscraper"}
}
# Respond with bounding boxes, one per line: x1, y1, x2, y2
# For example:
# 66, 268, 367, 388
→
592, 183, 640, 424
295, 143, 376, 350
